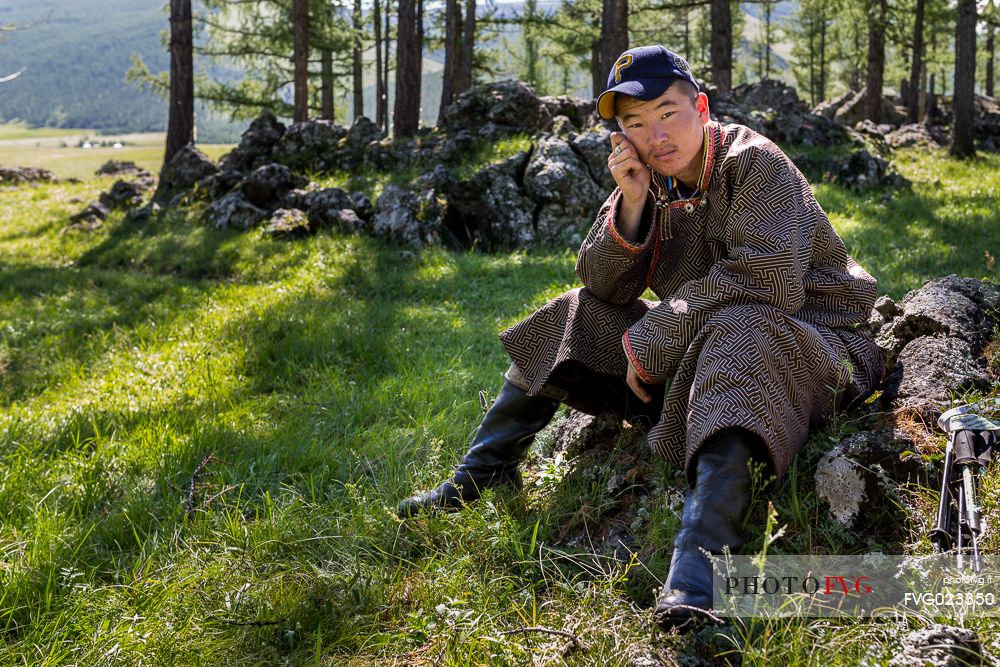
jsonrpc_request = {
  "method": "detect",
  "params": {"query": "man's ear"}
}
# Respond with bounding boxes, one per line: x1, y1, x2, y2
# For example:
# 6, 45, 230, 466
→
696, 92, 710, 122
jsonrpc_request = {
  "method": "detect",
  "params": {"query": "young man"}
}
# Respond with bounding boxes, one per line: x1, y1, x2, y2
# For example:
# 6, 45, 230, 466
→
398, 45, 883, 628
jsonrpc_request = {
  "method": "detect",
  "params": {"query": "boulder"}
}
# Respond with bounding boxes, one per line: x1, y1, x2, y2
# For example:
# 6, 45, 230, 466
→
371, 184, 441, 247
282, 187, 373, 229
886, 123, 944, 149
812, 90, 857, 120
852, 120, 893, 158
569, 126, 617, 192
524, 135, 605, 246
262, 208, 310, 238
834, 87, 906, 128
218, 111, 287, 173
99, 174, 155, 210
345, 115, 382, 152
440, 80, 552, 139
204, 190, 268, 230
446, 151, 536, 249
889, 624, 988, 667
270, 120, 347, 172
713, 80, 849, 146
241, 163, 309, 208
200, 169, 244, 200
884, 336, 991, 407
539, 95, 596, 130
827, 148, 910, 191
154, 144, 219, 206
0, 165, 55, 185
95, 160, 147, 177
69, 201, 109, 228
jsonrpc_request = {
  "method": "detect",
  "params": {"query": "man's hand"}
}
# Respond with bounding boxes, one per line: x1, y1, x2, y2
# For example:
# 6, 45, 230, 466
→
626, 362, 653, 403
609, 132, 651, 204
609, 132, 651, 241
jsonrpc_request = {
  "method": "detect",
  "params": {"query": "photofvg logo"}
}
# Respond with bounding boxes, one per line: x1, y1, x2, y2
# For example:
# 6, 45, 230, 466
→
712, 555, 1000, 618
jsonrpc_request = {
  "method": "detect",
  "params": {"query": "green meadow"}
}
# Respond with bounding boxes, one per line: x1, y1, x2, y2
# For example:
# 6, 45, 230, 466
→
0, 136, 998, 664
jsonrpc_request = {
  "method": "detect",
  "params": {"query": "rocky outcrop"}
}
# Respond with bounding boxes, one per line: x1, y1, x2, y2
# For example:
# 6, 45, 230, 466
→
0, 166, 54, 185
886, 123, 946, 149
875, 276, 998, 408
99, 174, 156, 210
154, 144, 219, 206
262, 208, 311, 238
204, 190, 268, 230
889, 624, 990, 667
440, 80, 553, 139
241, 164, 308, 208
524, 135, 604, 247
445, 152, 536, 250
218, 111, 287, 174
95, 160, 146, 177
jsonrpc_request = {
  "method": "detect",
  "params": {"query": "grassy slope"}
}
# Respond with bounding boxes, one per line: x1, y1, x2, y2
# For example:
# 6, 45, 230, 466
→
0, 147, 998, 664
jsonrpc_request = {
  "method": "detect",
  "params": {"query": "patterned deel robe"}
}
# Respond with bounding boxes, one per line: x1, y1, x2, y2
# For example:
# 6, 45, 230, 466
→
499, 121, 884, 480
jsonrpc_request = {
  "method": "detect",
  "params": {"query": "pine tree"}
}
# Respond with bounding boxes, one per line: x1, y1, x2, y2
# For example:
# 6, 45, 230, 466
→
951, 0, 976, 157
393, 0, 421, 137
162, 0, 194, 165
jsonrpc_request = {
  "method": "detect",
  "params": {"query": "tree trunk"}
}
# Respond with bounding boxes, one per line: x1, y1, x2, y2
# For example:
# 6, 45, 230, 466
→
383, 0, 392, 130
710, 0, 732, 94
591, 42, 603, 98
951, 0, 977, 158
864, 0, 885, 123
438, 0, 462, 126
321, 49, 334, 121
457, 0, 475, 94
818, 7, 827, 102
292, 0, 309, 122
987, 13, 995, 98
353, 0, 364, 120
393, 0, 421, 137
764, 1, 772, 80
906, 0, 925, 123
374, 0, 385, 132
808, 18, 816, 107
597, 0, 628, 96
162, 0, 194, 168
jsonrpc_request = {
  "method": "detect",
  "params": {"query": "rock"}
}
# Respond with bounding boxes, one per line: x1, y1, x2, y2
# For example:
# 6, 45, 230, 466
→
569, 126, 617, 192
852, 120, 893, 158
262, 208, 310, 238
815, 430, 928, 529
345, 115, 382, 152
95, 160, 146, 177
884, 336, 991, 406
219, 111, 287, 173
99, 174, 155, 210
812, 90, 857, 119
550, 410, 633, 458
446, 151, 536, 250
832, 149, 911, 191
283, 187, 374, 227
436, 130, 479, 163
714, 79, 850, 146
539, 95, 595, 130
833, 87, 906, 127
440, 80, 552, 139
524, 135, 605, 246
123, 201, 161, 224
200, 169, 244, 200
154, 144, 219, 206
876, 275, 999, 363
0, 165, 55, 185
886, 123, 944, 149
270, 120, 347, 172
889, 624, 987, 667
241, 163, 309, 208
371, 184, 440, 247
69, 201, 109, 227
204, 190, 268, 230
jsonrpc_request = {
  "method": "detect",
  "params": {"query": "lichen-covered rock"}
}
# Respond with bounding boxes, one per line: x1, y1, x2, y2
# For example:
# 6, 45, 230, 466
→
240, 164, 309, 208
154, 144, 219, 205
524, 135, 604, 246
0, 165, 55, 185
262, 208, 310, 238
270, 120, 347, 172
539, 94, 595, 130
344, 115, 382, 152
889, 624, 988, 667
812, 89, 856, 120
884, 336, 991, 406
886, 123, 945, 149
440, 80, 552, 139
833, 87, 905, 127
99, 175, 155, 210
815, 446, 868, 528
219, 111, 287, 174
283, 187, 373, 227
446, 151, 535, 250
204, 190, 268, 230
95, 160, 146, 177
714, 79, 849, 146
830, 149, 910, 191
852, 119, 893, 158
569, 126, 616, 192
371, 184, 440, 247
69, 201, 109, 228
200, 169, 244, 200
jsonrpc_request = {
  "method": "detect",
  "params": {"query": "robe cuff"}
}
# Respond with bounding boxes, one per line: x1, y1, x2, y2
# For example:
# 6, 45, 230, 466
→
622, 329, 658, 384
605, 190, 656, 255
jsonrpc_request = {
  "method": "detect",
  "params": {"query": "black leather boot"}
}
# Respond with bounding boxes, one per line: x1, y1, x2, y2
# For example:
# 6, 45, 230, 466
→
397, 380, 559, 518
654, 428, 759, 630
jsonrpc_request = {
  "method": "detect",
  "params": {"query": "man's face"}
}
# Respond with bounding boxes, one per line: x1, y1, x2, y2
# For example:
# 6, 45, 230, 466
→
616, 84, 710, 187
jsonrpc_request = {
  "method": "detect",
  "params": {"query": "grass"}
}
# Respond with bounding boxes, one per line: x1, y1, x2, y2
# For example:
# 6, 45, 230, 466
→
0, 145, 998, 664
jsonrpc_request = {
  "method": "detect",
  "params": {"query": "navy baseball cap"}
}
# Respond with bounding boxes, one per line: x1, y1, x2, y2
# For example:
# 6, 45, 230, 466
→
597, 45, 699, 120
